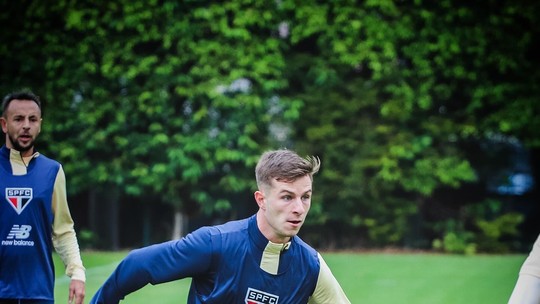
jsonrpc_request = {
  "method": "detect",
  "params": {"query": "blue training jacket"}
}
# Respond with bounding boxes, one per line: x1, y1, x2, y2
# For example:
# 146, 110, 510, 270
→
91, 215, 322, 303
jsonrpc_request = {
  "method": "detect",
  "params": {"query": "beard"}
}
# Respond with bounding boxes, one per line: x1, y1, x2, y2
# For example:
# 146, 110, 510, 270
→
8, 133, 34, 154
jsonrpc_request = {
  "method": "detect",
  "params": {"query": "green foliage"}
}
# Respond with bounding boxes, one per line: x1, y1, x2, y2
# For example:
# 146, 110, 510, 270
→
432, 211, 524, 254
78, 229, 99, 250
431, 199, 524, 254
284, 0, 538, 248
433, 232, 477, 255
0, 0, 297, 217
475, 212, 524, 253
431, 219, 477, 255
1, 0, 538, 248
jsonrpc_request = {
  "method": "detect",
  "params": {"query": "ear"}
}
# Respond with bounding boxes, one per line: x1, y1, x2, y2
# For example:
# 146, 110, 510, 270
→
254, 190, 266, 210
0, 117, 7, 133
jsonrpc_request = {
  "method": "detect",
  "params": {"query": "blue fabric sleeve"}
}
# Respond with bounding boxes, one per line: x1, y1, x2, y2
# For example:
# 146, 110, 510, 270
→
90, 227, 215, 304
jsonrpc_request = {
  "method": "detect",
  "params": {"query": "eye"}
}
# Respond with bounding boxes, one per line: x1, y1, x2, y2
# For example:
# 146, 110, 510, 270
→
302, 194, 311, 201
282, 195, 292, 201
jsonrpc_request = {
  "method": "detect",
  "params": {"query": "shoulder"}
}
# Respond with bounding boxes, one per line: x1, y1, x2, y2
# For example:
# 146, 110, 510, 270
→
34, 153, 62, 172
213, 217, 250, 234
0, 145, 9, 158
185, 218, 250, 245
292, 235, 319, 258
35, 153, 60, 166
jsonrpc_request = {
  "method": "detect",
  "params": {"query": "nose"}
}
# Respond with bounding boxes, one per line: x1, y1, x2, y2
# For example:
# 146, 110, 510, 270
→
291, 198, 306, 214
22, 118, 31, 129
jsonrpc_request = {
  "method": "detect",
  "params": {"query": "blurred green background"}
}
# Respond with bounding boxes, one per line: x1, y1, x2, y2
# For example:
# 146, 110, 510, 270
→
1, 0, 539, 253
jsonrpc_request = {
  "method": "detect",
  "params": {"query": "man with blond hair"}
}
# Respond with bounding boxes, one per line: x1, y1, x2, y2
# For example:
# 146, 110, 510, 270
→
91, 149, 350, 303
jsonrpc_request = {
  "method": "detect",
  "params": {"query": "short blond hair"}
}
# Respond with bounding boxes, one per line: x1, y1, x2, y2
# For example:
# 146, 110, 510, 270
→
255, 149, 320, 189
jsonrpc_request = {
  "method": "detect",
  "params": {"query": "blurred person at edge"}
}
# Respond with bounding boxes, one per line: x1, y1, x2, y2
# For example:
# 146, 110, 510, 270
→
0, 90, 85, 304
509, 233, 540, 304
91, 149, 350, 303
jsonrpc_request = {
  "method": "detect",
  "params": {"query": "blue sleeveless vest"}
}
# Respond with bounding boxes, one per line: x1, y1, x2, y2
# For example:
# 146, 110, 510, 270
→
0, 145, 59, 301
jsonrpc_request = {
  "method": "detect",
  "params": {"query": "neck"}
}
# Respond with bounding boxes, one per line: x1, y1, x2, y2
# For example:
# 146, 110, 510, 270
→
7, 144, 33, 158
256, 211, 291, 244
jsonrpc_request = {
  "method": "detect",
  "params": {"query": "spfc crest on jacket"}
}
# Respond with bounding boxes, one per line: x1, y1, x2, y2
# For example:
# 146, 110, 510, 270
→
245, 288, 279, 304
5, 188, 33, 214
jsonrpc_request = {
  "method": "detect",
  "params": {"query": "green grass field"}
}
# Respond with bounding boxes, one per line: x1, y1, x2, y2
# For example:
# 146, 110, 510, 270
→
54, 251, 526, 303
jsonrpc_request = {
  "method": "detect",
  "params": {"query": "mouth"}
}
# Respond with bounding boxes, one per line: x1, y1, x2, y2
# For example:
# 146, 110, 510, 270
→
19, 135, 32, 143
288, 220, 303, 227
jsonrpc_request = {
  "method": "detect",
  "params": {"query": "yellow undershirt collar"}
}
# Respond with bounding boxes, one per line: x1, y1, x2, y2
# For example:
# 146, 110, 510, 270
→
260, 240, 291, 275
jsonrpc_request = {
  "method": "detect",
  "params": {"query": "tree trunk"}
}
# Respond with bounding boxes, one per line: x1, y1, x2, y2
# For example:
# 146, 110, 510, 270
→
142, 203, 151, 246
171, 208, 187, 240
88, 190, 97, 236
110, 190, 119, 250
88, 187, 119, 250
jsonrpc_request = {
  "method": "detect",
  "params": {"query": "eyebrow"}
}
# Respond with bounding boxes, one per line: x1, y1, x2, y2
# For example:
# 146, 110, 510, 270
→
278, 189, 312, 195
13, 113, 40, 118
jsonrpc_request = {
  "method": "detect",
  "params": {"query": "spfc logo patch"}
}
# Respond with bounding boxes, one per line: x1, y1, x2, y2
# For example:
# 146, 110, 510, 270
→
245, 288, 279, 304
5, 188, 33, 214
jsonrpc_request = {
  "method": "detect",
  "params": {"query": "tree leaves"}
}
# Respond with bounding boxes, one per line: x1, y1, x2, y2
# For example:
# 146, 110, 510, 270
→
0, 0, 537, 247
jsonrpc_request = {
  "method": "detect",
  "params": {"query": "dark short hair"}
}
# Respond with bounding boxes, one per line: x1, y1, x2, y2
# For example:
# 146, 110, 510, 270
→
2, 90, 42, 117
255, 149, 320, 189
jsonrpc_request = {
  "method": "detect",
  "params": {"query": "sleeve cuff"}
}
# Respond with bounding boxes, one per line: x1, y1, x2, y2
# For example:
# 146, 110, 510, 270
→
68, 265, 87, 282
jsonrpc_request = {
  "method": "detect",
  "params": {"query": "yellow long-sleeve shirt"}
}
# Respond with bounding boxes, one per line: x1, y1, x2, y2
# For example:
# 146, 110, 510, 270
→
13, 149, 86, 282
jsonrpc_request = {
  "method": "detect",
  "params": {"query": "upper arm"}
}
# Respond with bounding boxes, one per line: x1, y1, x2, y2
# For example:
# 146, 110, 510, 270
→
113, 228, 215, 284
92, 228, 216, 303
51, 165, 75, 237
308, 253, 351, 304
144, 228, 216, 282
509, 234, 540, 304
508, 274, 540, 304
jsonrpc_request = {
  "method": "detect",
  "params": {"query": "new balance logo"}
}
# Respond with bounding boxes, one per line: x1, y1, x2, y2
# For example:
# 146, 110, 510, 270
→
2, 225, 34, 247
7, 224, 32, 239
5, 188, 33, 214
245, 288, 279, 304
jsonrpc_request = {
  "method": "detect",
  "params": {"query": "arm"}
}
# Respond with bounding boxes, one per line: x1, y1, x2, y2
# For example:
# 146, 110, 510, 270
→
308, 253, 351, 304
91, 228, 215, 304
508, 234, 540, 304
508, 274, 540, 304
51, 166, 86, 304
